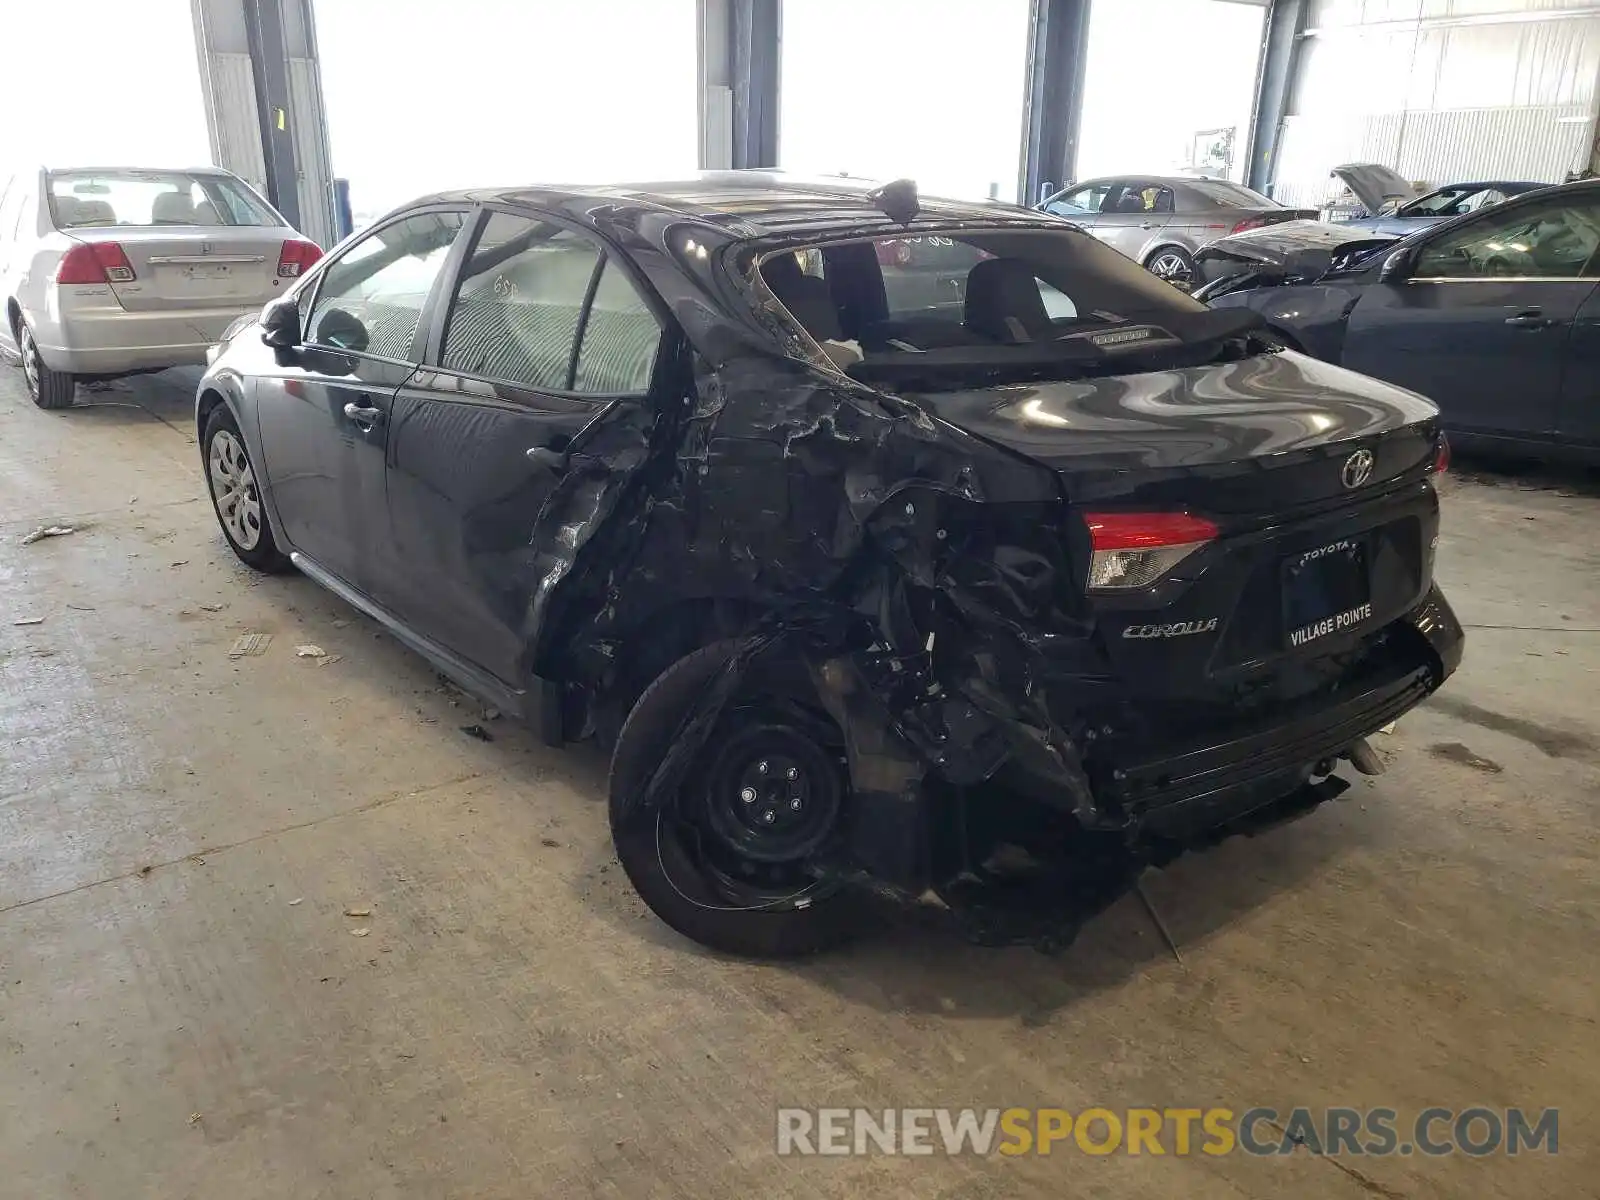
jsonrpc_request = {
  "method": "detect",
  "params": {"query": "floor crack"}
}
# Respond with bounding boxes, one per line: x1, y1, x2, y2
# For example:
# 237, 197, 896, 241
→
0, 769, 484, 918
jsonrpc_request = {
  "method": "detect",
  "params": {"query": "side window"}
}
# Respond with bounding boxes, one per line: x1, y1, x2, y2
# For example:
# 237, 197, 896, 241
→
440, 212, 602, 390
307, 210, 464, 358
1150, 187, 1176, 215
1048, 183, 1110, 217
573, 259, 660, 394
1413, 200, 1600, 280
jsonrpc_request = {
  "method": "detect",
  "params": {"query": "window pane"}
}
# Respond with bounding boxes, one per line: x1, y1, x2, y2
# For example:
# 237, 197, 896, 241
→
1414, 202, 1600, 280
441, 213, 603, 390
47, 170, 282, 228
308, 211, 464, 358
574, 260, 659, 394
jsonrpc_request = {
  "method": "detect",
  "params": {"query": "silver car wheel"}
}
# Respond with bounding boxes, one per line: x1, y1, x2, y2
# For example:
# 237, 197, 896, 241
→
19, 325, 41, 395
1148, 251, 1193, 286
208, 429, 263, 551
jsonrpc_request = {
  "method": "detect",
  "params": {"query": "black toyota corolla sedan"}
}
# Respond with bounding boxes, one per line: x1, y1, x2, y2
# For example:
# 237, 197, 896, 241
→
196, 173, 1463, 957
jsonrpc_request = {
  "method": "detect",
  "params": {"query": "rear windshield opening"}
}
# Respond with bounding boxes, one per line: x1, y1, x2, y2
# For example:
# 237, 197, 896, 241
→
753, 226, 1208, 376
47, 170, 283, 229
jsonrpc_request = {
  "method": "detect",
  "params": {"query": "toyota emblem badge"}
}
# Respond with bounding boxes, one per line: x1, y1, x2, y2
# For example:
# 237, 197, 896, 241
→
1341, 449, 1375, 490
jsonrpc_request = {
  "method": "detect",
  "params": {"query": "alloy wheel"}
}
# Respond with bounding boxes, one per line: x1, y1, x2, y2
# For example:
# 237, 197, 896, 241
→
208, 429, 264, 550
1148, 252, 1193, 287
19, 325, 40, 397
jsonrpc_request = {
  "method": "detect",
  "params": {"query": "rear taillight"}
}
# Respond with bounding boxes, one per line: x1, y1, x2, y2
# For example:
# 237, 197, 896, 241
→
277, 238, 323, 278
1230, 216, 1270, 235
56, 241, 136, 285
1084, 511, 1218, 590
1432, 433, 1450, 474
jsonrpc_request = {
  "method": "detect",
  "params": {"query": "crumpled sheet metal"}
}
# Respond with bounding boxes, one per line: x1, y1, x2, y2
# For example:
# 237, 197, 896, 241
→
535, 326, 1104, 832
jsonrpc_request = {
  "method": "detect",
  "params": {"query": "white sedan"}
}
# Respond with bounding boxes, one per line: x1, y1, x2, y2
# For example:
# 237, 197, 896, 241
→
0, 165, 321, 408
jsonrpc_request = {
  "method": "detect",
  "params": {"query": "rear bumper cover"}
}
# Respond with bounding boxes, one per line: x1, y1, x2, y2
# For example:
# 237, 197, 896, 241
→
35, 292, 263, 375
1105, 584, 1463, 836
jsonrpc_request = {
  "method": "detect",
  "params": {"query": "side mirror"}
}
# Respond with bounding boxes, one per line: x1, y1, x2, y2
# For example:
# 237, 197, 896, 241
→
260, 298, 301, 348
1379, 247, 1414, 283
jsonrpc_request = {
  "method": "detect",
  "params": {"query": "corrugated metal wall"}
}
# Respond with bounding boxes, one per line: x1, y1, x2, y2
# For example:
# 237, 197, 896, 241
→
1272, 1, 1600, 207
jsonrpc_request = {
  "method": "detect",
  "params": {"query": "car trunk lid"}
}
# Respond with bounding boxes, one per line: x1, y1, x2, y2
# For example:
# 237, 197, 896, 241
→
64, 226, 290, 311
900, 348, 1438, 512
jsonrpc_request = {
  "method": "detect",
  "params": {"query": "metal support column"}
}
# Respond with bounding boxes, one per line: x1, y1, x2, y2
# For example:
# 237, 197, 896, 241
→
730, 0, 781, 170
191, 0, 337, 246
1245, 0, 1309, 196
1020, 0, 1092, 206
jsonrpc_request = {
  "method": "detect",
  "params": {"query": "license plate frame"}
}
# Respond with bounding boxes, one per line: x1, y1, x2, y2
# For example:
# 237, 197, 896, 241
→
1283, 537, 1373, 649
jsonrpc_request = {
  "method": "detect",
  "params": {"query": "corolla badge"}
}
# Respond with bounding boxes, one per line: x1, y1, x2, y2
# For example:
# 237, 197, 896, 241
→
1341, 449, 1375, 490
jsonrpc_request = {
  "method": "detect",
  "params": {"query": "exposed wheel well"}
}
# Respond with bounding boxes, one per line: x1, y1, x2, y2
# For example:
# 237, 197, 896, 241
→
5, 299, 20, 340
196, 388, 228, 439
584, 595, 768, 743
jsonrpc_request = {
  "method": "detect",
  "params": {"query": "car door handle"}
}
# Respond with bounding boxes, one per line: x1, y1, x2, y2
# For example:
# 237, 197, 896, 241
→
1140, 221, 1158, 229
1504, 310, 1557, 329
342, 400, 384, 430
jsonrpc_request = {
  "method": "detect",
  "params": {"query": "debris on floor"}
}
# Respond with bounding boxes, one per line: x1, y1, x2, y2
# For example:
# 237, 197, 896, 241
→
20, 524, 77, 545
460, 724, 494, 742
228, 632, 273, 658
198, 603, 226, 613
332, 619, 351, 629
350, 927, 371, 938
295, 644, 327, 658
288, 898, 303, 906
344, 906, 372, 918
317, 654, 342, 666
12, 616, 45, 626
65, 603, 96, 611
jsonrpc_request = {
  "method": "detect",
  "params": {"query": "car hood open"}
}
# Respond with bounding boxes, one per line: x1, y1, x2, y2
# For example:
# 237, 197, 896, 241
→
1331, 163, 1421, 216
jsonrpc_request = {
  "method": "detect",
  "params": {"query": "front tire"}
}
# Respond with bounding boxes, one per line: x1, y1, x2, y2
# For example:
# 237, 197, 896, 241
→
202, 405, 292, 573
18, 321, 75, 409
608, 639, 866, 958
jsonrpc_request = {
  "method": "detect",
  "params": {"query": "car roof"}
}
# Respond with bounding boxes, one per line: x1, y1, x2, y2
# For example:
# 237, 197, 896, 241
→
1424, 180, 1548, 193
45, 165, 241, 178
395, 171, 1040, 238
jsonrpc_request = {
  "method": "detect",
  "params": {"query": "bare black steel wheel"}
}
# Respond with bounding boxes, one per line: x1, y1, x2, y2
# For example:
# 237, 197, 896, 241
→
18, 321, 76, 409
608, 639, 866, 958
202, 405, 292, 573
1145, 246, 1196, 289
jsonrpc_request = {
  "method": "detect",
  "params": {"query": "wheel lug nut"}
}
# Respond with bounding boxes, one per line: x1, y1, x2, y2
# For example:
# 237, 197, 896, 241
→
739, 787, 757, 803
785, 767, 798, 781
789, 798, 802, 811
757, 761, 769, 774
762, 810, 776, 824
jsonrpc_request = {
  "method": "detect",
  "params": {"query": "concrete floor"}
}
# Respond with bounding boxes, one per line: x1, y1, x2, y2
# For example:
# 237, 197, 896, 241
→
0, 365, 1595, 1200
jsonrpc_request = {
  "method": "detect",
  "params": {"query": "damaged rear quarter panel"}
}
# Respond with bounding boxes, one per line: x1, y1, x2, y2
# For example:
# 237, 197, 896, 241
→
525, 211, 1109, 865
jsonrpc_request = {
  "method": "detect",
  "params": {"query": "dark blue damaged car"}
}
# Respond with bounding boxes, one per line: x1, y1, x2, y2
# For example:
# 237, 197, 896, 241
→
196, 173, 1463, 957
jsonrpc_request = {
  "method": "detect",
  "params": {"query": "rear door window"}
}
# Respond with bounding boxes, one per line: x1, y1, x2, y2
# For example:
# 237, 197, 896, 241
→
306, 210, 465, 358
441, 211, 659, 394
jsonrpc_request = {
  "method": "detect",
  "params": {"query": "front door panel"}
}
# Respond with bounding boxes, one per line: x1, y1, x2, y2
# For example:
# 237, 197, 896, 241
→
254, 348, 413, 589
